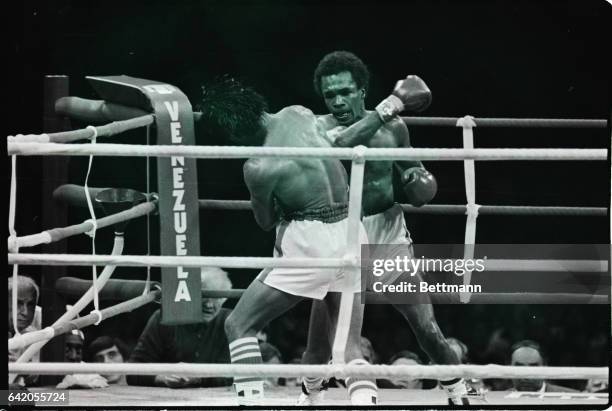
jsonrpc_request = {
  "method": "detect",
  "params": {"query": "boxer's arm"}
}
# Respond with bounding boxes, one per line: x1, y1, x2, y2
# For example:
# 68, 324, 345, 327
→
392, 120, 437, 207
391, 119, 423, 172
318, 113, 385, 147
244, 160, 278, 231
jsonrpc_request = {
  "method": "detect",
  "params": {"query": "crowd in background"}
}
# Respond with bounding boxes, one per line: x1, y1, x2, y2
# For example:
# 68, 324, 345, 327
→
9, 273, 608, 393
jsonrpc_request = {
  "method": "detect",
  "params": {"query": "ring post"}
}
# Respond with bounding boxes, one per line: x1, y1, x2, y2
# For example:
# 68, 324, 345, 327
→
86, 76, 202, 324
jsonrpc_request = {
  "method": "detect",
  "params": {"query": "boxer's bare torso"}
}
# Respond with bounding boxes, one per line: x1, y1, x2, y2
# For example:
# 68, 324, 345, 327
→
244, 106, 349, 230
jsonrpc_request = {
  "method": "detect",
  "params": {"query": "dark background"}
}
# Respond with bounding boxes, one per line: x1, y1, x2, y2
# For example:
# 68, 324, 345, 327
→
8, 0, 611, 386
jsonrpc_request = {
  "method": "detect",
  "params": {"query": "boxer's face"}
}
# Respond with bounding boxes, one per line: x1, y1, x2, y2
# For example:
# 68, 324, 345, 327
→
320, 71, 366, 126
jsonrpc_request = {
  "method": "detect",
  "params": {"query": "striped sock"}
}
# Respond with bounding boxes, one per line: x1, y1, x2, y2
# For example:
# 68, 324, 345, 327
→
229, 337, 264, 404
346, 359, 378, 405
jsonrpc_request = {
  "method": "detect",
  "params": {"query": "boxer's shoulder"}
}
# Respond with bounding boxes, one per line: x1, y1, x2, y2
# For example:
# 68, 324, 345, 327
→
278, 105, 316, 119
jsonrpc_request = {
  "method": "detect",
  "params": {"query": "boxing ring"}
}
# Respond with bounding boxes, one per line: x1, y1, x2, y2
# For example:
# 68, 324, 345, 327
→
7, 75, 610, 406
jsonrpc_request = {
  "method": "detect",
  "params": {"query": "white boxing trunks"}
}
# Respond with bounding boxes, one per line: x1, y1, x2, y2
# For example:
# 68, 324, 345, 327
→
362, 203, 416, 289
258, 206, 368, 300
362, 203, 412, 245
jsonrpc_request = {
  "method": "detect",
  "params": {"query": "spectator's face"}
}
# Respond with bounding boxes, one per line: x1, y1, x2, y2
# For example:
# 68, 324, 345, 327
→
511, 347, 544, 391
93, 345, 124, 383
8, 286, 36, 332
201, 297, 225, 323
389, 358, 422, 389
320, 71, 366, 126
64, 334, 84, 362
201, 276, 228, 323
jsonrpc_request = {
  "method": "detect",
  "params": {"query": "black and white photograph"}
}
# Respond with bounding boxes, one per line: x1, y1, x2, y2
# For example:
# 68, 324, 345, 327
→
7, 0, 611, 408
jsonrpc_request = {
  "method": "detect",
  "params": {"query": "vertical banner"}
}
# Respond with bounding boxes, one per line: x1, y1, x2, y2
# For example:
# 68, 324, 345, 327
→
87, 76, 202, 324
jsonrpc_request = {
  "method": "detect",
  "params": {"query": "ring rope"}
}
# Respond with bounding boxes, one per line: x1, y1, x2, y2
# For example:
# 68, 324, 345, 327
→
197, 289, 608, 304
8, 362, 608, 380
9, 155, 21, 337
7, 143, 607, 161
8, 200, 156, 250
144, 123, 152, 295
197, 199, 606, 216
400, 116, 607, 128
9, 254, 608, 272
6, 114, 155, 143
8, 289, 160, 351
82, 131, 101, 316
14, 236, 124, 366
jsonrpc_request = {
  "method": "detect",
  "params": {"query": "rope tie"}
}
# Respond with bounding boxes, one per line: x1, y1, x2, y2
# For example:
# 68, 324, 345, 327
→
457, 116, 477, 303
9, 155, 21, 337
83, 128, 101, 315
143, 124, 151, 295
89, 309, 103, 326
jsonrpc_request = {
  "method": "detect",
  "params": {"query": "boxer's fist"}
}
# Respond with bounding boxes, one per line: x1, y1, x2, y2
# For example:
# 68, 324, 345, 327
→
392, 75, 432, 112
376, 75, 432, 122
401, 167, 437, 207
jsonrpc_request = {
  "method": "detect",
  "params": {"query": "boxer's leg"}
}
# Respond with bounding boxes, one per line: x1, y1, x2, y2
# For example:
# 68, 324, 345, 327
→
225, 278, 303, 404
392, 298, 470, 404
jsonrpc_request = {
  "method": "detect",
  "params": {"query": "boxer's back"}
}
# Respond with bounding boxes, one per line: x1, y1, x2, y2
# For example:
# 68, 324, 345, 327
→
265, 106, 349, 215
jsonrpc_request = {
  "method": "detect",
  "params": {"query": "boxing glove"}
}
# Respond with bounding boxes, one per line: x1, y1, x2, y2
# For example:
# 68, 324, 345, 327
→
401, 167, 437, 207
375, 75, 432, 122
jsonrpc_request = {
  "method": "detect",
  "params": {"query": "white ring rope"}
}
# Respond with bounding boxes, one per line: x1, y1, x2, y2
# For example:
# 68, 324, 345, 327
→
9, 200, 156, 250
8, 363, 608, 381
9, 155, 20, 337
8, 289, 160, 351
7, 143, 607, 161
12, 235, 125, 370
7, 114, 154, 143
8, 254, 608, 272
82, 130, 100, 316
144, 123, 152, 296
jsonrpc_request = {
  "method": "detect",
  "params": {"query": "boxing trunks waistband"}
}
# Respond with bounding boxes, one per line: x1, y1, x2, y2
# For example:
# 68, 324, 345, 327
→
363, 202, 397, 217
283, 203, 348, 223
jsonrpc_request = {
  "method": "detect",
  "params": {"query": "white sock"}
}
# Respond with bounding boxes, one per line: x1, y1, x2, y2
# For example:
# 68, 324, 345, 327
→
229, 337, 264, 405
346, 359, 378, 405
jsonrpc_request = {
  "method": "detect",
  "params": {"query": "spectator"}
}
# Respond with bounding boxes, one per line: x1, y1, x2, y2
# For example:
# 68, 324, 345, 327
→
87, 336, 130, 385
8, 275, 42, 387
510, 340, 577, 392
260, 341, 283, 387
127, 267, 233, 388
379, 350, 423, 389
64, 330, 84, 363
56, 330, 109, 389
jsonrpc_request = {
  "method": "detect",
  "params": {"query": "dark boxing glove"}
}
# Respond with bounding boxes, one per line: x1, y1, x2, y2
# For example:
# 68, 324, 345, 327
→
401, 167, 437, 207
375, 75, 432, 122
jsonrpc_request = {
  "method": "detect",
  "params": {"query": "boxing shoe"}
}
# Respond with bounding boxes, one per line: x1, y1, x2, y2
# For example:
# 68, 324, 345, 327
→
445, 380, 487, 405
296, 379, 329, 406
